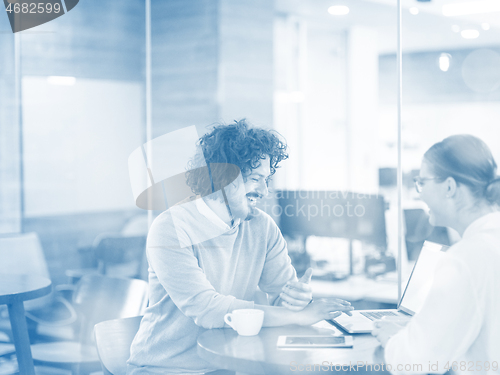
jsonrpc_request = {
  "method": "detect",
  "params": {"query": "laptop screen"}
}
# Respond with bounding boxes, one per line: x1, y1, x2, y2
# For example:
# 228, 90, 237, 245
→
399, 241, 447, 315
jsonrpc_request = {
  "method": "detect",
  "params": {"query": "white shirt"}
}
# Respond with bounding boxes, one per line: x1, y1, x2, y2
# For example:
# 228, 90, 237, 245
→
385, 211, 500, 375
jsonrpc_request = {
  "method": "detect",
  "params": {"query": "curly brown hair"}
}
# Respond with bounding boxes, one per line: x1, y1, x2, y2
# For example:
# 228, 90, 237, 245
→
186, 119, 288, 197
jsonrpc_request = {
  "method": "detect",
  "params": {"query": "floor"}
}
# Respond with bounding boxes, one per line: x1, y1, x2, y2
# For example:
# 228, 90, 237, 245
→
0, 354, 103, 375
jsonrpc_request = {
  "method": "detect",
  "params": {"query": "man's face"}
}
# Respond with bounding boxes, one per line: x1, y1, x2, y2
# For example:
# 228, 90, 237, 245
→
224, 156, 271, 221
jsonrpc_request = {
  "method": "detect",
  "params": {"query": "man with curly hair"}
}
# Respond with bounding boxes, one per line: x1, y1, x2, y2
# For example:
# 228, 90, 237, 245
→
127, 120, 352, 375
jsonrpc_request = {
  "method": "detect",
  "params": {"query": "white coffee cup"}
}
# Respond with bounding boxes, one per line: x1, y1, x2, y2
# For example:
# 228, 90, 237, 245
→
224, 309, 264, 336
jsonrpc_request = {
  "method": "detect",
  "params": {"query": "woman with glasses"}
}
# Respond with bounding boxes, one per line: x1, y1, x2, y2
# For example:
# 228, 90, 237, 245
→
372, 134, 500, 374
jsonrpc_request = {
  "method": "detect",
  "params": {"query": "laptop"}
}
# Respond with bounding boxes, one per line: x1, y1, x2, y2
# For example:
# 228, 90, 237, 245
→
331, 241, 448, 333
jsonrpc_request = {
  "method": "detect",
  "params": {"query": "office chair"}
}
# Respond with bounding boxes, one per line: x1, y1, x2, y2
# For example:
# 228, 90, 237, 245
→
94, 316, 143, 375
404, 208, 450, 261
30, 274, 148, 375
66, 234, 147, 284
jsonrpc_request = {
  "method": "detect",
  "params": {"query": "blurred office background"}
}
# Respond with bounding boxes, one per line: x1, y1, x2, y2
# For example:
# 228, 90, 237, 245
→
1, 0, 500, 373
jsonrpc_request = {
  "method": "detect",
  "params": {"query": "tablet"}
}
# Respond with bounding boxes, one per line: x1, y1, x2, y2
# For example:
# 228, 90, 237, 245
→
277, 335, 353, 348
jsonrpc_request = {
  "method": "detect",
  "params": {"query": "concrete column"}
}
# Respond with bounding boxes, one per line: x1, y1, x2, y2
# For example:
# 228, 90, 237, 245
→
151, 0, 274, 136
217, 0, 274, 127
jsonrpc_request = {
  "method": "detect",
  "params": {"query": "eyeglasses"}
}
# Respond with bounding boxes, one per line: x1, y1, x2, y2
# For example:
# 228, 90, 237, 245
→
413, 176, 440, 193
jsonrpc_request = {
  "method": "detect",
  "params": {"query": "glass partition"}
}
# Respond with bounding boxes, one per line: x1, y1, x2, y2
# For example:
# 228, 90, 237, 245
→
1, 2, 146, 283
0, 0, 415, 296
7, 0, 491, 371
400, 0, 500, 269
272, 0, 399, 280
0, 23, 20, 233
148, 1, 399, 285
5, 0, 489, 332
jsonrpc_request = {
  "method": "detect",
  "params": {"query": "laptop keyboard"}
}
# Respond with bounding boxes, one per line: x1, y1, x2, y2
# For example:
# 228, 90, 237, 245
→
360, 311, 398, 321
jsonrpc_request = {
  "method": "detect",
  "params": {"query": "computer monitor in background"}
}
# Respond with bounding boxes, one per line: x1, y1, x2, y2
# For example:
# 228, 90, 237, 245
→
277, 190, 387, 248
404, 208, 450, 261
378, 167, 420, 190
379, 168, 397, 187
277, 191, 388, 274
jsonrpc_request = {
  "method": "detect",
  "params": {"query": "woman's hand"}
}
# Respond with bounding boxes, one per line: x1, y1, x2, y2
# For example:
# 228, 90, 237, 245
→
295, 298, 353, 326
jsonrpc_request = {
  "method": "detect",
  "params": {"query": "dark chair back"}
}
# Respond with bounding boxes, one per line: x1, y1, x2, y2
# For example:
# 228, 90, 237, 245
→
404, 208, 450, 260
94, 316, 143, 375
93, 235, 147, 278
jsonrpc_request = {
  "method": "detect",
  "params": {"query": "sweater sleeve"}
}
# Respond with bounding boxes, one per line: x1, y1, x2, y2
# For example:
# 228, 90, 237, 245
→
257, 216, 297, 305
147, 213, 254, 329
384, 255, 483, 374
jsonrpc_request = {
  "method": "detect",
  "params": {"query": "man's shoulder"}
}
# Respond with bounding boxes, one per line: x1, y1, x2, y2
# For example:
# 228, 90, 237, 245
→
147, 210, 179, 248
147, 199, 201, 246
152, 197, 199, 224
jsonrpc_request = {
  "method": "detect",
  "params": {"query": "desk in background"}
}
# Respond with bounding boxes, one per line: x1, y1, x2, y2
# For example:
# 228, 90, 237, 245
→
0, 274, 52, 375
310, 275, 400, 306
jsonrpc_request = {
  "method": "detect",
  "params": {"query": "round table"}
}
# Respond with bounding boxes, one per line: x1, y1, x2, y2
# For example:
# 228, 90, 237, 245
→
197, 324, 384, 374
0, 274, 52, 375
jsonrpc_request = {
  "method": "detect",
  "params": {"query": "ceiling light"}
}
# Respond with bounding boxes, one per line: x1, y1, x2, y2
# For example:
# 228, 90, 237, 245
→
461, 29, 480, 39
328, 5, 349, 15
451, 25, 460, 33
47, 76, 76, 86
443, 0, 500, 17
439, 53, 451, 72
409, 7, 419, 15
482, 23, 490, 30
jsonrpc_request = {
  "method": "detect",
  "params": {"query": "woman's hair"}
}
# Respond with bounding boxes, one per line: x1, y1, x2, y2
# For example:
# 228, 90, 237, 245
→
186, 119, 288, 197
424, 134, 500, 205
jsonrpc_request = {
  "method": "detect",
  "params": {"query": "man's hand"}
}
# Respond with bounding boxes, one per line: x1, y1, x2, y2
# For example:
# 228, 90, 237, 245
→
295, 298, 354, 326
280, 268, 314, 311
371, 316, 409, 347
